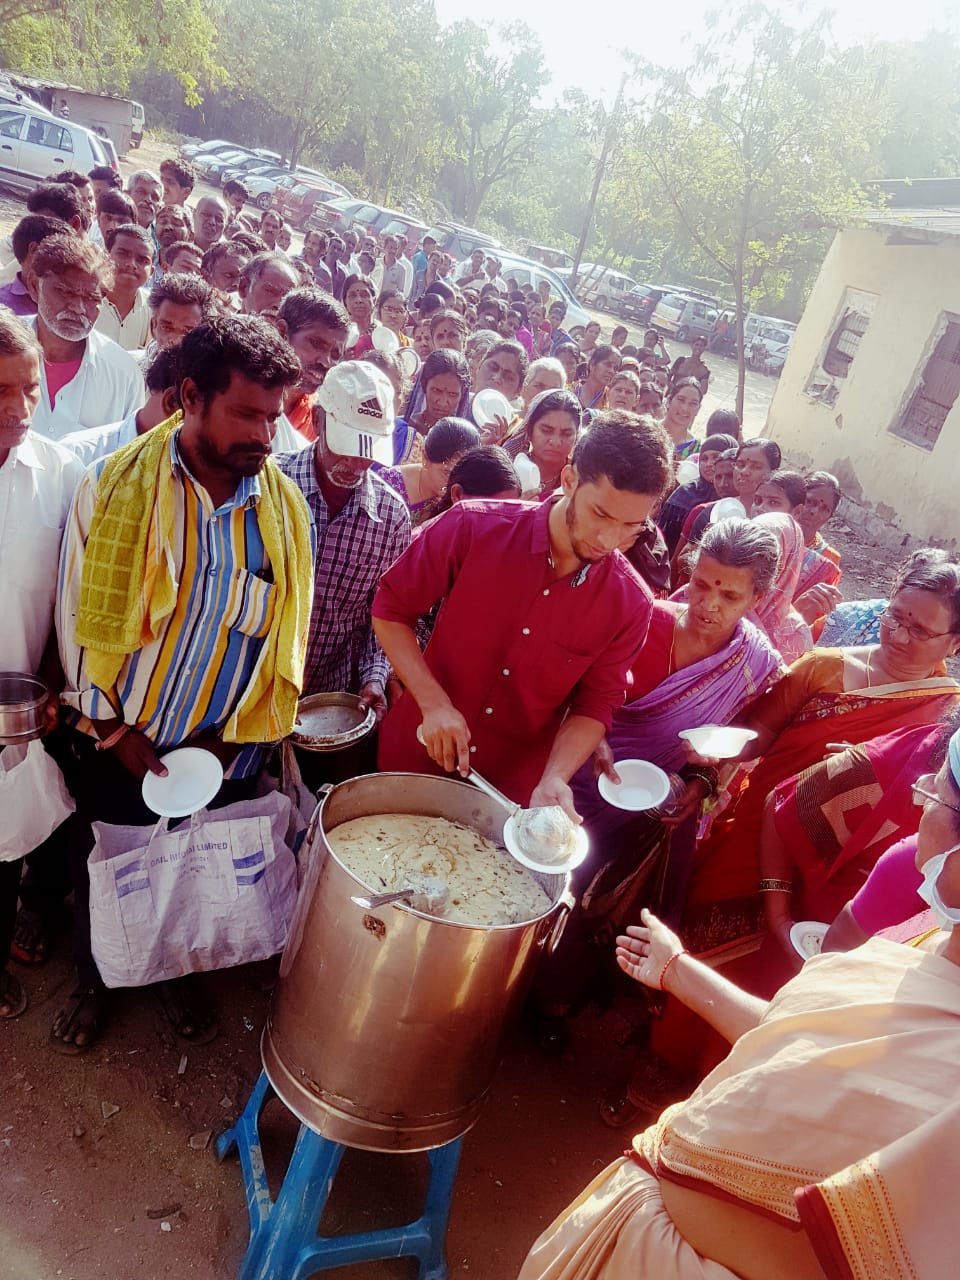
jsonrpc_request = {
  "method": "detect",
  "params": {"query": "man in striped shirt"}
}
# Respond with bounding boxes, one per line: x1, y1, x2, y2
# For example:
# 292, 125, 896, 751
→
53, 315, 310, 1053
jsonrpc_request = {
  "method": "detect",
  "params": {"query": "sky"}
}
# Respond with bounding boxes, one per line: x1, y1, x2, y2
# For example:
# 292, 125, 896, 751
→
433, 0, 960, 105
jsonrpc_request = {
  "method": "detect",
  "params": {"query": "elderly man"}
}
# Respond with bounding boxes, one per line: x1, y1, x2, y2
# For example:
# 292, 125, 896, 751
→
239, 252, 300, 321
193, 195, 228, 253
275, 287, 348, 445
374, 413, 671, 819
126, 169, 163, 231
0, 214, 70, 317
0, 313, 84, 1019
93, 224, 154, 350
29, 235, 143, 442
277, 360, 409, 721
202, 240, 251, 299
54, 314, 313, 1051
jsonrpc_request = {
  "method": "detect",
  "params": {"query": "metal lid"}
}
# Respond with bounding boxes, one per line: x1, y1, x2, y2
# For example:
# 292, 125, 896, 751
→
289, 692, 376, 752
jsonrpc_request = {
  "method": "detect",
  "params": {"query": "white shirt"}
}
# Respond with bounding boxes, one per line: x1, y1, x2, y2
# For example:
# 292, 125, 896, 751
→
60, 410, 140, 467
93, 289, 151, 351
30, 326, 145, 443
0, 431, 84, 674
271, 413, 309, 454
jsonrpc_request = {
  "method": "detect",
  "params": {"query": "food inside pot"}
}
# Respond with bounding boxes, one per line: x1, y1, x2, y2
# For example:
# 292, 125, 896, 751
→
327, 814, 553, 925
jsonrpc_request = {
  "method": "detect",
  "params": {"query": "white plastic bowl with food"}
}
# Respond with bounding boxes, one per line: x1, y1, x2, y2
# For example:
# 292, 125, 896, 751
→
790, 920, 828, 960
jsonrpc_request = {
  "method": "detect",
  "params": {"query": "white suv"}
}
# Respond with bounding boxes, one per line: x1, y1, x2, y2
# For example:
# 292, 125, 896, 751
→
0, 98, 116, 193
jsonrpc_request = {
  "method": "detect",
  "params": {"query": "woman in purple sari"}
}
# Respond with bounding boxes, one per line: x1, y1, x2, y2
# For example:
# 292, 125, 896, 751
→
530, 519, 784, 1054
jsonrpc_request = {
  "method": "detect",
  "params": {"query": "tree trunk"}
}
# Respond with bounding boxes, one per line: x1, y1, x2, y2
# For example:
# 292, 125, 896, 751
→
733, 270, 746, 424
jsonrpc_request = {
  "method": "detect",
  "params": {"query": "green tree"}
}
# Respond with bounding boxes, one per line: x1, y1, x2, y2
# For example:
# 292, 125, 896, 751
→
619, 5, 881, 417
437, 20, 548, 223
1, 0, 220, 104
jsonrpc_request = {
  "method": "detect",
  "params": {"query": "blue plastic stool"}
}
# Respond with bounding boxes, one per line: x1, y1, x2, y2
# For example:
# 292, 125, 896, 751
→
217, 1071, 463, 1280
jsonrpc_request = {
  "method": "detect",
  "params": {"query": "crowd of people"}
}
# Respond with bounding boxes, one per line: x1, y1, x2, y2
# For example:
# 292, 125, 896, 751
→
1, 156, 958, 1279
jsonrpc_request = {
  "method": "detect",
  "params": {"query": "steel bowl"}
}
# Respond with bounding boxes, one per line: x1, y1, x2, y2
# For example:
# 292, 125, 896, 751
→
0, 672, 48, 744
289, 692, 376, 753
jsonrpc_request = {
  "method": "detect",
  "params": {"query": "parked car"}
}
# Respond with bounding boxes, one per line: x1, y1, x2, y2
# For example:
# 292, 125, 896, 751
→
194, 148, 255, 182
287, 186, 374, 231
618, 283, 672, 325
179, 138, 236, 160
747, 320, 795, 376
650, 291, 720, 342
219, 158, 286, 185
0, 99, 118, 193
741, 312, 797, 351
428, 221, 502, 262
306, 197, 388, 235
254, 171, 349, 217
524, 243, 576, 271
574, 264, 639, 312
495, 251, 590, 331
379, 213, 430, 250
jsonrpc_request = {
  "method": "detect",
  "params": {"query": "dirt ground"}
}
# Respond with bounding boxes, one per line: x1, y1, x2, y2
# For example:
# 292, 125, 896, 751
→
0, 139, 903, 1280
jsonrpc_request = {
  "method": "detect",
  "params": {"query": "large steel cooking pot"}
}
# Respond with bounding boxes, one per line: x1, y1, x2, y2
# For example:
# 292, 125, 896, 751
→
262, 772, 573, 1152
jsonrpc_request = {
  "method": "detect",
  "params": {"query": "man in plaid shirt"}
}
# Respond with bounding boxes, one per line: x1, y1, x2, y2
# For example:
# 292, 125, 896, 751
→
276, 360, 410, 721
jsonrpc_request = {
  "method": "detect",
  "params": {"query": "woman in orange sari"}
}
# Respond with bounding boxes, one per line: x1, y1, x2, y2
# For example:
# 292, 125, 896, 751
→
681, 554, 960, 959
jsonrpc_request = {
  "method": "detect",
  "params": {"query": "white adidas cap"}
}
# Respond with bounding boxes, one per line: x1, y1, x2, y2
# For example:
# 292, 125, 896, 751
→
316, 360, 395, 464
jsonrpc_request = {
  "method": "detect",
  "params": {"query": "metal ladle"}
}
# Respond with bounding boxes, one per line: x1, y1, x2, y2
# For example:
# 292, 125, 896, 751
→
416, 726, 584, 869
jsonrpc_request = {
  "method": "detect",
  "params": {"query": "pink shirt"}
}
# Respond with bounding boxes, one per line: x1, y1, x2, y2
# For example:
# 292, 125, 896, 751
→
851, 836, 925, 934
44, 356, 83, 407
374, 497, 653, 803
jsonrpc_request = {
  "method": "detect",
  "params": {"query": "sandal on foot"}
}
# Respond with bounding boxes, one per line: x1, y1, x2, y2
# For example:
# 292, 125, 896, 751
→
598, 1094, 643, 1129
50, 986, 109, 1054
0, 969, 28, 1019
156, 976, 219, 1045
10, 907, 52, 967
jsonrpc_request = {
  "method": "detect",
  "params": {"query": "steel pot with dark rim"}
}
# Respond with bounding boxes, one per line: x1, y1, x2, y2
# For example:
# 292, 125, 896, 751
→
262, 771, 573, 1152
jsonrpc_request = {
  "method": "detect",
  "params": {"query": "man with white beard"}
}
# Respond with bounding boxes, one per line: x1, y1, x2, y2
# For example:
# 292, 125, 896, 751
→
27, 234, 144, 442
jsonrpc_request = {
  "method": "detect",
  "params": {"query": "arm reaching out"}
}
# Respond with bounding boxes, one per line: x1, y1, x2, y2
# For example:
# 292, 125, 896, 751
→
617, 909, 768, 1043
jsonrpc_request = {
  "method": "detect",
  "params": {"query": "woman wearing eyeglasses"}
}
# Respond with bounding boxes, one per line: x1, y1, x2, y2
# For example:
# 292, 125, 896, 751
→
619, 553, 960, 1118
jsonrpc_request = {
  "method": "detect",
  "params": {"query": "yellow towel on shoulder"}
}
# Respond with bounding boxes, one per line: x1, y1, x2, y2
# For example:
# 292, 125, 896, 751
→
75, 412, 314, 742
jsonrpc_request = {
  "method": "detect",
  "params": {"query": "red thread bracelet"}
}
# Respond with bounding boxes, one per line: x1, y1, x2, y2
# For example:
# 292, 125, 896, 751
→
95, 724, 130, 752
658, 950, 686, 991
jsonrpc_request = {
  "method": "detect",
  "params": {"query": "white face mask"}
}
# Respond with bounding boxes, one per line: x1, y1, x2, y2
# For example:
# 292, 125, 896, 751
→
916, 844, 960, 931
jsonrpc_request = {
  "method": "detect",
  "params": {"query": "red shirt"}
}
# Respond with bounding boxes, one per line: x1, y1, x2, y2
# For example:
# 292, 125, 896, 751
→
375, 497, 653, 804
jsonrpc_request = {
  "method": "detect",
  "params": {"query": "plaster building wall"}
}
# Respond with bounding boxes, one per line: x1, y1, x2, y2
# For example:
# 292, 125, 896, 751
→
767, 225, 960, 546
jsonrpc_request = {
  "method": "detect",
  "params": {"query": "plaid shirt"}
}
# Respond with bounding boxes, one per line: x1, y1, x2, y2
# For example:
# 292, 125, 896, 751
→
276, 448, 411, 695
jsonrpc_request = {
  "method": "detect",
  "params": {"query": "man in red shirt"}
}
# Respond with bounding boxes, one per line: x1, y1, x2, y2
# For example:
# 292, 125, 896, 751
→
373, 413, 673, 821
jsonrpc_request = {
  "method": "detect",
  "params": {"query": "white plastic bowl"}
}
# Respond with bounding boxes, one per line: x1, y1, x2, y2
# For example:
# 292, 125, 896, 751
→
141, 747, 224, 818
371, 325, 400, 353
790, 920, 828, 960
472, 388, 513, 427
597, 759, 672, 812
678, 725, 758, 759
